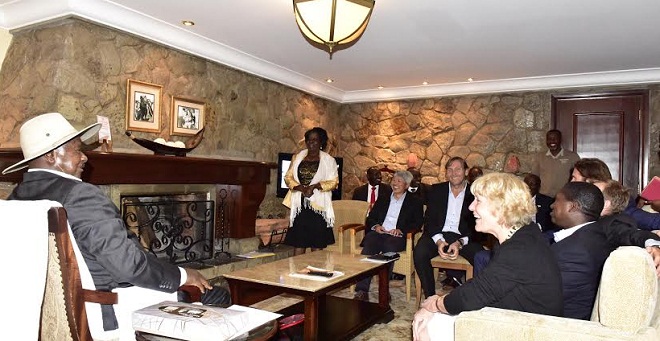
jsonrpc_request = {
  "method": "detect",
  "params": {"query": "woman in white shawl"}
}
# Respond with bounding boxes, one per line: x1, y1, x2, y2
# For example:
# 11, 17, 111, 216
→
282, 127, 338, 255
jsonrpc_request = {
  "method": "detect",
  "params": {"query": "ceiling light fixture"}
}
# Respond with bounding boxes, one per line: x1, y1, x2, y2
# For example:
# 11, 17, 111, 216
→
377, 85, 383, 89
326, 78, 334, 83
181, 20, 195, 26
422, 81, 428, 85
467, 78, 474, 82
293, 0, 375, 59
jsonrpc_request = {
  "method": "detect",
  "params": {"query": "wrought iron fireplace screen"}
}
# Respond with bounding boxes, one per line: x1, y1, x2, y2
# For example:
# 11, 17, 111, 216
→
121, 193, 214, 264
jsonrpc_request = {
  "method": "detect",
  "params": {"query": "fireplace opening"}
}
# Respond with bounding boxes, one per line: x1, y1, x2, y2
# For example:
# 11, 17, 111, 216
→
121, 193, 218, 265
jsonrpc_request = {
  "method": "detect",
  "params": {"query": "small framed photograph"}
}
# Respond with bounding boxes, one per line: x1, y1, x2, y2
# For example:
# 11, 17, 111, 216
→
171, 96, 205, 136
125, 79, 162, 133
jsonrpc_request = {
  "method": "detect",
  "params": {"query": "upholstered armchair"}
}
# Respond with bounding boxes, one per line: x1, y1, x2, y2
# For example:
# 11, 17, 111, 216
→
1, 200, 116, 341
454, 246, 660, 341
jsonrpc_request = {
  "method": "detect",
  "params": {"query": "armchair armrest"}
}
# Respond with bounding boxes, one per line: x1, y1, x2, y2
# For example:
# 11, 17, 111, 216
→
406, 227, 421, 241
339, 223, 364, 232
455, 307, 655, 341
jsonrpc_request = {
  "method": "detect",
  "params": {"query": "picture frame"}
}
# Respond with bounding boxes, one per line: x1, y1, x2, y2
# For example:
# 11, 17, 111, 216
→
126, 79, 162, 133
170, 96, 205, 136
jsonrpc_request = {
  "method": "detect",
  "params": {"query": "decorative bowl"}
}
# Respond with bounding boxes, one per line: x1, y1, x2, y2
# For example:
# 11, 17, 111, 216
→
125, 131, 196, 157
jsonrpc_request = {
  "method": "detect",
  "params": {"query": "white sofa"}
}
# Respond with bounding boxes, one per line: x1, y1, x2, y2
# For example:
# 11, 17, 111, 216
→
455, 246, 660, 341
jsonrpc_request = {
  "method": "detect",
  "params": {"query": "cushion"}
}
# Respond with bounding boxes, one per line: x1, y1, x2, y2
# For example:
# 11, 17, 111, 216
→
595, 246, 657, 332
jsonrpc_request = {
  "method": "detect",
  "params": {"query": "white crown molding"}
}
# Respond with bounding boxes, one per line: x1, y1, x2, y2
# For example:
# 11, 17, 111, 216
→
341, 68, 660, 103
2, 0, 660, 104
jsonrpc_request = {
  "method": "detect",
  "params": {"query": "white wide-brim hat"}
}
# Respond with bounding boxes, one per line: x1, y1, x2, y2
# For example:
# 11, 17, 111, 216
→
2, 112, 101, 174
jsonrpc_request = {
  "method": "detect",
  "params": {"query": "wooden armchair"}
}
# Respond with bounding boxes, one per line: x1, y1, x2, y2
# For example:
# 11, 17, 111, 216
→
326, 200, 370, 254
348, 224, 422, 301
36, 205, 118, 340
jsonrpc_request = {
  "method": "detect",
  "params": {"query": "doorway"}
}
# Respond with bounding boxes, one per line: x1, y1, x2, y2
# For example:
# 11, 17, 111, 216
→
552, 91, 649, 192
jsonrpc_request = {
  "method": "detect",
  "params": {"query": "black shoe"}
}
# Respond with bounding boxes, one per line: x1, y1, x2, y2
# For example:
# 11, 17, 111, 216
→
389, 272, 405, 281
353, 290, 369, 301
441, 277, 463, 290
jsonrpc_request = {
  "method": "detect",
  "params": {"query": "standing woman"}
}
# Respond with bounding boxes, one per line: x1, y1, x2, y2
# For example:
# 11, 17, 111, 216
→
283, 127, 338, 256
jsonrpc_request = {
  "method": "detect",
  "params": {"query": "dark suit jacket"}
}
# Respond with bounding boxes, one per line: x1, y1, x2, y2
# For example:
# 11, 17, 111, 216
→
352, 183, 392, 203
407, 183, 431, 206
364, 192, 424, 236
535, 193, 555, 232
9, 171, 181, 330
551, 214, 659, 320
424, 181, 476, 243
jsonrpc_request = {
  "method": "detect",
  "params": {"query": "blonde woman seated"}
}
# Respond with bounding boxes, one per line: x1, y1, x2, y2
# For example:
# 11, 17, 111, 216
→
412, 173, 563, 341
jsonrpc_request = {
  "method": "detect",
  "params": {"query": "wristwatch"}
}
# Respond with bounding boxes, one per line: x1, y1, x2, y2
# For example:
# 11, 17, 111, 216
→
457, 239, 465, 249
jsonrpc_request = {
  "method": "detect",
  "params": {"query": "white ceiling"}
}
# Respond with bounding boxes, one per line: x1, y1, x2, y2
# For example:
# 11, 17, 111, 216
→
1, 0, 660, 103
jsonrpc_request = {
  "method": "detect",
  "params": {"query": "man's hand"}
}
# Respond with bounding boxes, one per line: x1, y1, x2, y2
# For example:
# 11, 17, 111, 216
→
438, 240, 459, 260
183, 268, 213, 293
373, 225, 386, 234
388, 228, 403, 237
646, 247, 660, 277
649, 200, 660, 212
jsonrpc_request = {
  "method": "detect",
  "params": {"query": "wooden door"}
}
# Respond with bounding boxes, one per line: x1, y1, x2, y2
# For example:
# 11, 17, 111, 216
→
552, 92, 648, 192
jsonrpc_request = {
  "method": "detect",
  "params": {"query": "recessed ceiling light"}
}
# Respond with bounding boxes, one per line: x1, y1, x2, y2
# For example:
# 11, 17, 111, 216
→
377, 86, 384, 90
326, 78, 334, 83
181, 20, 195, 26
422, 81, 428, 86
467, 78, 474, 82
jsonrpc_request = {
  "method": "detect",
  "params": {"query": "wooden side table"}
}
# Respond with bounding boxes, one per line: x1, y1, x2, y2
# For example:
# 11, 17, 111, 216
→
415, 255, 473, 306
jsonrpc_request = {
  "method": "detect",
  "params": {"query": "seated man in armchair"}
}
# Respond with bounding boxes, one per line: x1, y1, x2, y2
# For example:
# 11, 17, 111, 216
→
3, 113, 228, 339
353, 170, 424, 301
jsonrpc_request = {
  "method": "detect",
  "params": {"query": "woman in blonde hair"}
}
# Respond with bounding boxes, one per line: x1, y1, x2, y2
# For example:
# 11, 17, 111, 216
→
413, 173, 563, 341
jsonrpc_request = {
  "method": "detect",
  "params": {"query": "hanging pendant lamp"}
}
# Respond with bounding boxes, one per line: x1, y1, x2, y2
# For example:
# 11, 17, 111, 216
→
293, 0, 375, 59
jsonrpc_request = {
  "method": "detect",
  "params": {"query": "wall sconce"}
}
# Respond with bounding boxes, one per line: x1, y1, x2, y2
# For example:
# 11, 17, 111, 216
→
293, 0, 375, 59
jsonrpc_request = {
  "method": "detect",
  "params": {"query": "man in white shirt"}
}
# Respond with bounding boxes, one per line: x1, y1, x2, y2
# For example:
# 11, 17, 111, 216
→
352, 166, 392, 210
413, 157, 484, 298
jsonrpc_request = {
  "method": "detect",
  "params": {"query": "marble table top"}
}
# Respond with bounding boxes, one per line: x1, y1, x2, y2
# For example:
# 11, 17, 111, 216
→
223, 251, 382, 292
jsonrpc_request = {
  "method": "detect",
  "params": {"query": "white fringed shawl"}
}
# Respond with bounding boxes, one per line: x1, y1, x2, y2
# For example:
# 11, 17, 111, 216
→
282, 149, 338, 228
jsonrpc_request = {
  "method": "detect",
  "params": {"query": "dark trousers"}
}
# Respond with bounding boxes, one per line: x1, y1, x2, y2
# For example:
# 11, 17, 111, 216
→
355, 232, 406, 293
473, 249, 492, 277
413, 233, 482, 297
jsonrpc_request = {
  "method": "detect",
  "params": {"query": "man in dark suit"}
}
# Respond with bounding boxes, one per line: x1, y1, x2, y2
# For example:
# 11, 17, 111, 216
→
352, 166, 392, 210
523, 173, 555, 232
3, 113, 220, 334
353, 170, 424, 301
407, 167, 430, 205
550, 182, 660, 319
413, 157, 484, 298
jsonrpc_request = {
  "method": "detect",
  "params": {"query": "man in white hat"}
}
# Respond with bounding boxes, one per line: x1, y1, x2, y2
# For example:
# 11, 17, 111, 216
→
3, 113, 218, 338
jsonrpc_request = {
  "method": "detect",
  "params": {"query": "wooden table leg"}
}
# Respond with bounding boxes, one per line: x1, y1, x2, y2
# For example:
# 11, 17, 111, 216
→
303, 296, 319, 341
377, 264, 390, 308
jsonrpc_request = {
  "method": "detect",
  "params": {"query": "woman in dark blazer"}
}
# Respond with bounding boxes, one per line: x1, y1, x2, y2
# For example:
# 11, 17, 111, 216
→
413, 173, 563, 341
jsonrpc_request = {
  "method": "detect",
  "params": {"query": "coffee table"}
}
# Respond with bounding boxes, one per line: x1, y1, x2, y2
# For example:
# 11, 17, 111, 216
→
223, 251, 394, 341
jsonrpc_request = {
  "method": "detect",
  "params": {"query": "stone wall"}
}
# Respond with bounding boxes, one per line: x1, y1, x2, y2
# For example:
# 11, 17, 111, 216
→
0, 19, 340, 218
0, 18, 658, 215
338, 87, 660, 196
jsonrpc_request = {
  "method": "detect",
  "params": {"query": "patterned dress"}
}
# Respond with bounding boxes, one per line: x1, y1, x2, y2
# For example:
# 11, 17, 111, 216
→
283, 160, 335, 248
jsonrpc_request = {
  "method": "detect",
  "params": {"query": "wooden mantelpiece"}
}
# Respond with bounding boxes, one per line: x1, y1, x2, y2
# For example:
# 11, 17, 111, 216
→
0, 150, 277, 239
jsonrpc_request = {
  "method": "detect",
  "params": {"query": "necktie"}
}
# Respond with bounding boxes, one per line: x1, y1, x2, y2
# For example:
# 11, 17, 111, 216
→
370, 186, 376, 209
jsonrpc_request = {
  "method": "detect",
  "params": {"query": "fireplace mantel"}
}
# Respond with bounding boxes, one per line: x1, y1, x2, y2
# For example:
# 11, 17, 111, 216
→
0, 149, 277, 238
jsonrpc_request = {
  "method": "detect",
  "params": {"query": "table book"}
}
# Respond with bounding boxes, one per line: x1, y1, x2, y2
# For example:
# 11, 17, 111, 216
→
641, 176, 660, 201
132, 301, 280, 341
362, 252, 400, 263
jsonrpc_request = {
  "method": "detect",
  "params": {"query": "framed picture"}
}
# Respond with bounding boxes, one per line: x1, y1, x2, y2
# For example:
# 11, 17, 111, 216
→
126, 79, 162, 133
171, 96, 205, 136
